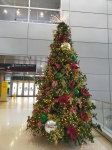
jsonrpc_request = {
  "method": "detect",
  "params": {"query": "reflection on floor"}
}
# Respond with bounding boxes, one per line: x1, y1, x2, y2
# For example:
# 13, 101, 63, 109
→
0, 97, 112, 150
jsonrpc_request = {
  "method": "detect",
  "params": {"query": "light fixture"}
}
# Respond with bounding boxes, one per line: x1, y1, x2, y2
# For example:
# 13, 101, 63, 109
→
16, 9, 20, 16
39, 11, 44, 18
3, 9, 8, 14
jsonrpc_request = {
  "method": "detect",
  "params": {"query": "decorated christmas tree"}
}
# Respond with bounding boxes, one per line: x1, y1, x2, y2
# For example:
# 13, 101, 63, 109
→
27, 22, 101, 145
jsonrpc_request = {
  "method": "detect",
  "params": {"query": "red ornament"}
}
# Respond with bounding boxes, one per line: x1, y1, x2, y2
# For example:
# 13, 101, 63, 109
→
71, 62, 79, 70
45, 87, 52, 91
56, 64, 61, 70
81, 88, 90, 97
80, 111, 88, 122
66, 125, 78, 140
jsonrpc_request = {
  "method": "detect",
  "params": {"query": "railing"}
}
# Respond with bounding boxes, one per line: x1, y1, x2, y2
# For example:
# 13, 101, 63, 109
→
92, 99, 112, 138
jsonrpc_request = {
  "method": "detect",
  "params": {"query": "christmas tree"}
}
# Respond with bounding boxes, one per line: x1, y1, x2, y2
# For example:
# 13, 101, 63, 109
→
27, 22, 101, 145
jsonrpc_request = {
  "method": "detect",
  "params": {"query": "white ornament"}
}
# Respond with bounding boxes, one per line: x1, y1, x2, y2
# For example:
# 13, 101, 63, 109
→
45, 120, 57, 133
61, 42, 71, 50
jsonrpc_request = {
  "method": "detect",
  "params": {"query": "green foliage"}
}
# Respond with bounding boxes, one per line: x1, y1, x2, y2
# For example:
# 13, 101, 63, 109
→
27, 22, 101, 145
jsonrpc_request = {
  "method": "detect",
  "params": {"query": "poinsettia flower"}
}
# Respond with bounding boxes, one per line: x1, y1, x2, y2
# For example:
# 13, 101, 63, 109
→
69, 81, 75, 88
71, 62, 79, 70
80, 111, 88, 122
45, 86, 52, 91
81, 88, 90, 96
56, 64, 61, 70
66, 125, 78, 140
70, 106, 78, 111
58, 95, 69, 104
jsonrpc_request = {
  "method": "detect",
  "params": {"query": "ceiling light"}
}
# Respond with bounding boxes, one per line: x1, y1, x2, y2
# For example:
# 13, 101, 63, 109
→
40, 12, 44, 18
16, 9, 20, 16
3, 9, 8, 14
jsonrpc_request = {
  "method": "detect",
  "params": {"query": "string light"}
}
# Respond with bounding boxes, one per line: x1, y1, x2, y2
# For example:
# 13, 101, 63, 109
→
50, 11, 69, 24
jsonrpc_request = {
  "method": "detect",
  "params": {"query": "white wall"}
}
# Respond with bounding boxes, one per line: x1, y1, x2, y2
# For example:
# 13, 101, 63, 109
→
0, 0, 112, 102
70, 0, 112, 103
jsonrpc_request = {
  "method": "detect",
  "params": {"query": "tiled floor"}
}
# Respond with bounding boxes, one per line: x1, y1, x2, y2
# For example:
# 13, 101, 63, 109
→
0, 97, 112, 150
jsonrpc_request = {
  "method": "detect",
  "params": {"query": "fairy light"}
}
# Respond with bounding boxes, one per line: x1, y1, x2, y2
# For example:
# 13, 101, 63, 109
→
50, 11, 69, 24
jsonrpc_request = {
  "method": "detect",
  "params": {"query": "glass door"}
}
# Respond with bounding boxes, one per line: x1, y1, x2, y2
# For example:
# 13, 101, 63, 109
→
18, 82, 23, 96
29, 82, 34, 96
35, 84, 39, 96
12, 82, 17, 95
24, 82, 29, 96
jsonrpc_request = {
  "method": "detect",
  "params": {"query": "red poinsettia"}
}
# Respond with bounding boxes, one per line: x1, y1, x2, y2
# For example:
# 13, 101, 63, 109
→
81, 88, 90, 97
45, 86, 52, 91
59, 35, 68, 43
66, 125, 78, 140
56, 64, 61, 70
69, 81, 75, 89
71, 62, 79, 70
47, 70, 52, 75
51, 58, 56, 64
58, 95, 69, 105
70, 106, 78, 111
80, 111, 88, 122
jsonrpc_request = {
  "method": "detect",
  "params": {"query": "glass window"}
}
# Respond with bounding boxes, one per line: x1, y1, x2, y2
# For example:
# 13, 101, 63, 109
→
0, 0, 14, 5
5, 73, 11, 81
0, 7, 15, 21
30, 9, 60, 23
0, 0, 29, 7
30, 0, 60, 9
0, 7, 28, 22
15, 8, 28, 22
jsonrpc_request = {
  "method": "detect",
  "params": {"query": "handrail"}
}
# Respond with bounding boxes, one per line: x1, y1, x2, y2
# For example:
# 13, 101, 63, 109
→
92, 99, 112, 105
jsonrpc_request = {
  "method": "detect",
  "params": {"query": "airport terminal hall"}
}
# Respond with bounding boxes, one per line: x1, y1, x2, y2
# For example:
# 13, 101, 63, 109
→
0, 0, 112, 150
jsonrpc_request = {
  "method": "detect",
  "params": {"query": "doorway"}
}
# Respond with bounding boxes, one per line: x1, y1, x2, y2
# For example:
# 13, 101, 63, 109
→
12, 81, 38, 96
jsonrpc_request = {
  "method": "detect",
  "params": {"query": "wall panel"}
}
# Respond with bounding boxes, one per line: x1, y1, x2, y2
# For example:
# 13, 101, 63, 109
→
28, 23, 57, 40
79, 58, 109, 75
109, 44, 112, 58
70, 0, 107, 14
71, 27, 108, 43
108, 1, 112, 14
0, 22, 28, 38
109, 29, 112, 43
90, 91, 110, 102
28, 40, 51, 56
109, 59, 112, 74
86, 74, 109, 91
70, 12, 107, 28
61, 0, 69, 10
74, 42, 108, 58
108, 15, 112, 29
0, 38, 27, 55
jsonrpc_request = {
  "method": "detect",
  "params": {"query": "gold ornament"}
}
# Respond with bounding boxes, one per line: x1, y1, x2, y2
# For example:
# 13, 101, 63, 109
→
61, 42, 71, 50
